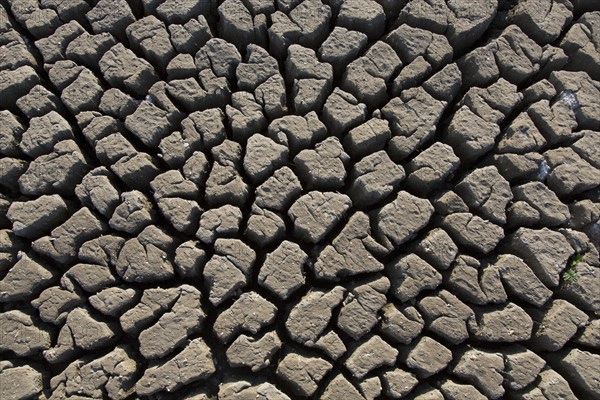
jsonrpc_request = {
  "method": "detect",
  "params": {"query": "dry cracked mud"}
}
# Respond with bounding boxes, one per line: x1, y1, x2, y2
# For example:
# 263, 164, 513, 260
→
0, 0, 599, 399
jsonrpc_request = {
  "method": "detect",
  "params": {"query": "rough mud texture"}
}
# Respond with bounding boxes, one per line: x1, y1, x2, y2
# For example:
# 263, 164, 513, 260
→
1, 0, 599, 399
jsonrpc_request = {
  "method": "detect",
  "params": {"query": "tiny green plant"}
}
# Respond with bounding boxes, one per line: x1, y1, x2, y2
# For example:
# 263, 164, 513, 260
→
563, 253, 584, 285
563, 266, 578, 285
570, 253, 584, 266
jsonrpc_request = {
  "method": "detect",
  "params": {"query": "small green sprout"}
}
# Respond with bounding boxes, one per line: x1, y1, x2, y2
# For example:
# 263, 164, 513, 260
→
570, 253, 584, 266
563, 267, 578, 285
562, 253, 584, 285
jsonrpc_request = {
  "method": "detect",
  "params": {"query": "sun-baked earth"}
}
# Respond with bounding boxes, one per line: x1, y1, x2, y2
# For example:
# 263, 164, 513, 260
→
0, 0, 599, 399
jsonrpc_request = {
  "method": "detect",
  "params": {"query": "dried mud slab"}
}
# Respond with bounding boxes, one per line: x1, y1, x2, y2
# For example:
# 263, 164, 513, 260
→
1, 0, 599, 399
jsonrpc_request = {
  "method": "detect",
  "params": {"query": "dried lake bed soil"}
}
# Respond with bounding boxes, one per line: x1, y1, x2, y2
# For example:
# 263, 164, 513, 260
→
0, 0, 599, 399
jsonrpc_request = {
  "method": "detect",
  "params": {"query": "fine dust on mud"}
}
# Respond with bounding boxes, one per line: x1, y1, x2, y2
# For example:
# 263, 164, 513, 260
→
0, 0, 599, 399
